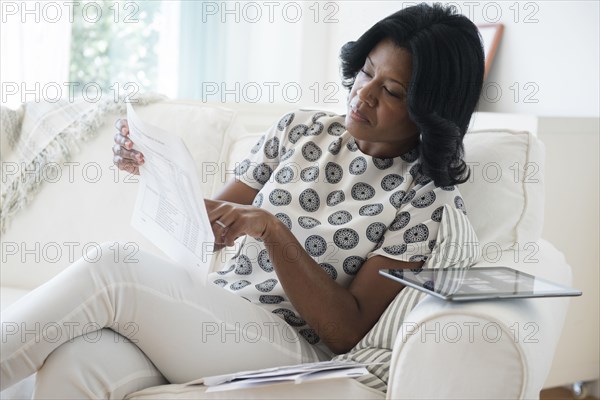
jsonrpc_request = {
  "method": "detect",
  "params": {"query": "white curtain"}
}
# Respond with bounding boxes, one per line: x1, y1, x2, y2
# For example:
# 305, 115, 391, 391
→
1, 6, 72, 109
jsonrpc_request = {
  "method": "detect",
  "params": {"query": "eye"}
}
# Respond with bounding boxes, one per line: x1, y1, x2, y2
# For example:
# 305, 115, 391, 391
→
385, 87, 406, 100
360, 68, 372, 78
384, 87, 400, 98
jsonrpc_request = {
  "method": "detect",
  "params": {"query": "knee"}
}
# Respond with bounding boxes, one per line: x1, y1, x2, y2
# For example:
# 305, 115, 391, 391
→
34, 329, 166, 399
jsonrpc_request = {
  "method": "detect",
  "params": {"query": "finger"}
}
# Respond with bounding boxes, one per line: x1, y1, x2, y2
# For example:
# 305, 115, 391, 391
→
115, 118, 130, 136
113, 132, 134, 150
112, 144, 144, 163
113, 156, 141, 174
220, 220, 243, 247
212, 219, 229, 240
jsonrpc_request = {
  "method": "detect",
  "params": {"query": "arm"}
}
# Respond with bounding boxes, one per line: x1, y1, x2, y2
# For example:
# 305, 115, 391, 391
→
206, 201, 423, 354
262, 219, 423, 354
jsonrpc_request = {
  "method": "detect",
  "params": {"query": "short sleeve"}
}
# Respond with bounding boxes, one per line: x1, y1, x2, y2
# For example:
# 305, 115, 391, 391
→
368, 185, 479, 265
233, 111, 296, 190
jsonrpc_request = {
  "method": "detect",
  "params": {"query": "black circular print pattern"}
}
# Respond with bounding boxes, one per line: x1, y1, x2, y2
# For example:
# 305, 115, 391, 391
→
366, 222, 386, 243
301, 142, 322, 162
381, 174, 404, 191
253, 163, 273, 185
389, 211, 410, 231
230, 280, 251, 291
400, 147, 419, 162
359, 203, 384, 216
326, 190, 345, 206
269, 189, 292, 206
333, 228, 359, 250
252, 193, 263, 207
255, 278, 278, 293
383, 244, 407, 256
306, 122, 324, 136
389, 190, 404, 208
300, 166, 319, 182
289, 124, 307, 143
403, 223, 429, 243
373, 158, 393, 170
257, 249, 274, 272
328, 210, 352, 225
299, 328, 320, 344
272, 308, 305, 327
259, 295, 284, 304
299, 189, 320, 212
235, 159, 251, 176
298, 216, 321, 229
278, 113, 294, 131
455, 196, 467, 214
275, 213, 292, 229
343, 256, 365, 275
349, 156, 367, 175
328, 138, 342, 155
319, 263, 338, 280
411, 190, 436, 208
305, 235, 327, 257
351, 182, 375, 201
431, 206, 444, 222
402, 189, 416, 204
264, 137, 279, 159
275, 166, 294, 184
325, 162, 343, 184
217, 264, 234, 275
346, 138, 359, 152
213, 279, 227, 287
251, 136, 265, 154
234, 254, 252, 275
281, 147, 294, 161
429, 239, 437, 251
327, 122, 345, 136
311, 112, 327, 122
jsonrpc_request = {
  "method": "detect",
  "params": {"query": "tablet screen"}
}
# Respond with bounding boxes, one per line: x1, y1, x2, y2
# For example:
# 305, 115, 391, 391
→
379, 267, 582, 301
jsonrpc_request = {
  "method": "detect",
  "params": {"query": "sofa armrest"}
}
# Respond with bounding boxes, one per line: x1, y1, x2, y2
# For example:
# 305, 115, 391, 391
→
387, 240, 572, 400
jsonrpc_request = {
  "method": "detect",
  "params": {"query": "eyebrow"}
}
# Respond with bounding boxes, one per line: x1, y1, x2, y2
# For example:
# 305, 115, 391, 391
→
366, 56, 408, 90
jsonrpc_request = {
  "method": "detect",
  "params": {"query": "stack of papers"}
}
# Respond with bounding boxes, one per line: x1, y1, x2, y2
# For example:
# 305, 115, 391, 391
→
186, 360, 377, 393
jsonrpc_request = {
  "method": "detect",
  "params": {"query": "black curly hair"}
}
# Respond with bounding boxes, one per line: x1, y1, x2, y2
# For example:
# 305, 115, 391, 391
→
340, 2, 485, 187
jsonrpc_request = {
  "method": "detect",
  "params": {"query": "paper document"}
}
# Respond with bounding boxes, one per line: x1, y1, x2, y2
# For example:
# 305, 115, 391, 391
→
127, 104, 214, 280
186, 360, 377, 392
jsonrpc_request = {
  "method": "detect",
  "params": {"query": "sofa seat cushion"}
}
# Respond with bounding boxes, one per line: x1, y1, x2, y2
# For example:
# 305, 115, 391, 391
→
125, 377, 384, 400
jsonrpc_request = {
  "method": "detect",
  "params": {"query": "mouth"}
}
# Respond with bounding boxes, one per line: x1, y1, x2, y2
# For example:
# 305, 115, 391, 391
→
348, 98, 371, 125
350, 108, 370, 124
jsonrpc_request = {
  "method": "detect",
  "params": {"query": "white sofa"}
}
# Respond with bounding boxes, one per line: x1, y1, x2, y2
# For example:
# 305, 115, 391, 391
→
0, 100, 573, 399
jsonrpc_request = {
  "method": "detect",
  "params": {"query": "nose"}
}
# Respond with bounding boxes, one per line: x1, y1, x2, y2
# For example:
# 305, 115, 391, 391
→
357, 84, 376, 107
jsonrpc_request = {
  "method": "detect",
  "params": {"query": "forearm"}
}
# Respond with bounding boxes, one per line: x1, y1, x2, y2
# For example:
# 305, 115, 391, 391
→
262, 220, 363, 353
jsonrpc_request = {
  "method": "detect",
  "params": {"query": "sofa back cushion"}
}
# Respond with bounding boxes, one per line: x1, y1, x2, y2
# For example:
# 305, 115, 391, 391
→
461, 129, 545, 251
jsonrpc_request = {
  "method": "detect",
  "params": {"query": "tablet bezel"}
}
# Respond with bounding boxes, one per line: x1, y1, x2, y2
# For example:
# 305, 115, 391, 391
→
378, 266, 582, 302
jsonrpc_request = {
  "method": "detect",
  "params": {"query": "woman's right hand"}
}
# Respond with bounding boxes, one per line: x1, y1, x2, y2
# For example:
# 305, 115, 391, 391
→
113, 119, 144, 175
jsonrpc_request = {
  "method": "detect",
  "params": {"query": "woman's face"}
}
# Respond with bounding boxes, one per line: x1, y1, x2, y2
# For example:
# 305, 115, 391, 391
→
345, 38, 419, 158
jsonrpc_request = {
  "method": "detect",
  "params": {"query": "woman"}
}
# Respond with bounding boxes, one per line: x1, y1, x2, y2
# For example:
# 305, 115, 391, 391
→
1, 3, 484, 398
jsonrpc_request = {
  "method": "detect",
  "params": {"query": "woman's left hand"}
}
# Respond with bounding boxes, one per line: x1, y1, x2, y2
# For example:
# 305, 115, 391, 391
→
205, 199, 277, 248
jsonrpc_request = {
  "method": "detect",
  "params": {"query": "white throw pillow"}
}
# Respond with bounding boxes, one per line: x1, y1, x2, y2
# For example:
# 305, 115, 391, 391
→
461, 129, 545, 252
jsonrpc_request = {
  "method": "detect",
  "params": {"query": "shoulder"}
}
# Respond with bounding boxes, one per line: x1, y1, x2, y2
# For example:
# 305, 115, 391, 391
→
405, 179, 469, 216
273, 109, 345, 135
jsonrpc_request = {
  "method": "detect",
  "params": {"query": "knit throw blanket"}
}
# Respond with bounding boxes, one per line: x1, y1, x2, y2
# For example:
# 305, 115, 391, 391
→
0, 93, 167, 233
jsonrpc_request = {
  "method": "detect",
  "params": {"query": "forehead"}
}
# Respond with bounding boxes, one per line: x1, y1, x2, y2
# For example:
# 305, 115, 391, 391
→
368, 38, 412, 83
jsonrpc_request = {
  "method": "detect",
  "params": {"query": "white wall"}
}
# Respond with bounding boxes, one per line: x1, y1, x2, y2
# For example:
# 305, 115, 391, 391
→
321, 1, 599, 118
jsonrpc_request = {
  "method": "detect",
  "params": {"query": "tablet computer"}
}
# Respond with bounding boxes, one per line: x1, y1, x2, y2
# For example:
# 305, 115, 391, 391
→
379, 266, 582, 302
